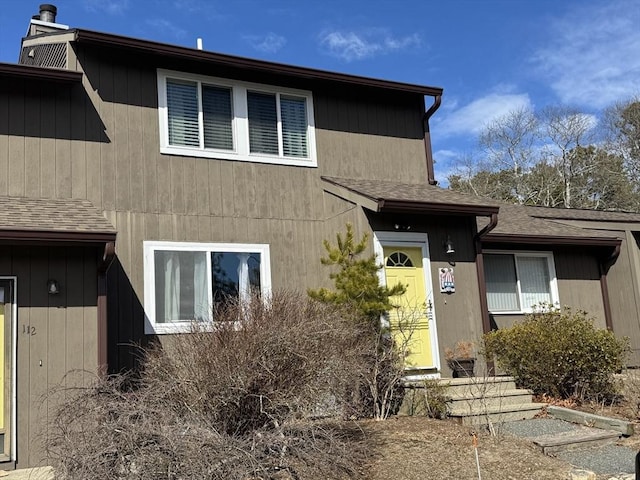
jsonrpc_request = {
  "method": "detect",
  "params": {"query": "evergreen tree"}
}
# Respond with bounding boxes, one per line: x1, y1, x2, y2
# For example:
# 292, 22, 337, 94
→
308, 224, 405, 324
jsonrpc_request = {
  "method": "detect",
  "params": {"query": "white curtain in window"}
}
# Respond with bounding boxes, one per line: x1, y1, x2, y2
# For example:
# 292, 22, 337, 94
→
237, 253, 250, 303
484, 254, 519, 311
193, 254, 209, 321
518, 256, 551, 308
163, 252, 181, 323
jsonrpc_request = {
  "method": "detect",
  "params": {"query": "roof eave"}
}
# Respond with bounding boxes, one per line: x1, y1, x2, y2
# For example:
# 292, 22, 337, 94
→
482, 233, 621, 247
379, 200, 499, 216
0, 229, 117, 244
72, 29, 443, 96
0, 62, 83, 82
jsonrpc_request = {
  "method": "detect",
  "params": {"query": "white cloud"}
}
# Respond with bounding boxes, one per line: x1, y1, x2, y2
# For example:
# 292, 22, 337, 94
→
83, 0, 129, 15
319, 29, 421, 62
145, 19, 187, 40
244, 33, 287, 54
435, 93, 532, 138
532, 0, 640, 108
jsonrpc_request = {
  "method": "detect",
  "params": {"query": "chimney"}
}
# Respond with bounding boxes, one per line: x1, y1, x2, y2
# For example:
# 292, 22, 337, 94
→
38, 4, 57, 23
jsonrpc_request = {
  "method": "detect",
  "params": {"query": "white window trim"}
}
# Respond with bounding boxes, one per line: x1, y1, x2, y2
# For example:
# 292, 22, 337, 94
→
157, 69, 318, 167
485, 250, 559, 315
143, 241, 272, 334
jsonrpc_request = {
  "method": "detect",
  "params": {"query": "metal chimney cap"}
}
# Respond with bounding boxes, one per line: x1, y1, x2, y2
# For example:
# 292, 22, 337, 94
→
38, 4, 58, 23
39, 4, 58, 14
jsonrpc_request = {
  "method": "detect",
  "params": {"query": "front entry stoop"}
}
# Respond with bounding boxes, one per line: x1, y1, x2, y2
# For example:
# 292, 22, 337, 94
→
400, 376, 547, 425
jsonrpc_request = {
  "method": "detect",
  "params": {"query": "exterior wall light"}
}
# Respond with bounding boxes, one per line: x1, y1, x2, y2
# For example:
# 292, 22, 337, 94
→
47, 279, 60, 295
445, 236, 455, 255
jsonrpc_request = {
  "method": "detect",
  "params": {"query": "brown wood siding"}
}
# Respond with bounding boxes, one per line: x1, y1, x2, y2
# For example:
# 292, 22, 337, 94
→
607, 232, 640, 365
0, 246, 99, 469
553, 248, 606, 328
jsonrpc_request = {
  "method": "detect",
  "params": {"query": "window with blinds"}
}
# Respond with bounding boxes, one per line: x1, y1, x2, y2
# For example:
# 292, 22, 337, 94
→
484, 252, 557, 313
159, 70, 316, 167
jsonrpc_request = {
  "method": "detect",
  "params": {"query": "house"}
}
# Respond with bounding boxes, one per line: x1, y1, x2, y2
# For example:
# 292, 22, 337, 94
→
0, 4, 639, 469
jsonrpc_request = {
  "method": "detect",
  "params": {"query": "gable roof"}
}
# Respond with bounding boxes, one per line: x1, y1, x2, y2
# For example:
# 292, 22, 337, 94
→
482, 203, 621, 247
65, 29, 443, 97
322, 177, 500, 216
0, 196, 116, 243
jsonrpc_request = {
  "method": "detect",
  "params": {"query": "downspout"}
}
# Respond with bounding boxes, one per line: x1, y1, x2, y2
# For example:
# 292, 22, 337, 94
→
474, 213, 498, 336
599, 243, 621, 331
423, 94, 442, 186
97, 241, 116, 373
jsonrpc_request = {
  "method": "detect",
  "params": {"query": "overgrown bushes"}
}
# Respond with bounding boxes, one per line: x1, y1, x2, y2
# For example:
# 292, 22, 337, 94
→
47, 292, 368, 480
483, 305, 629, 401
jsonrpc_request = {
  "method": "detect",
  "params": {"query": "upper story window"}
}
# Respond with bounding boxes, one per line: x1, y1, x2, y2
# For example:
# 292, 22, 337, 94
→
158, 70, 317, 167
483, 251, 559, 314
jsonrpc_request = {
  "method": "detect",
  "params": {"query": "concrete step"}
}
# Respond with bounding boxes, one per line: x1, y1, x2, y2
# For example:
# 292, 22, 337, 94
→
449, 402, 547, 426
447, 388, 533, 410
437, 376, 518, 396
532, 426, 621, 454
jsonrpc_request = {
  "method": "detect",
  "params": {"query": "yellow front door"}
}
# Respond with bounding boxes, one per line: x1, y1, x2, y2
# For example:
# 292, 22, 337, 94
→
383, 247, 434, 369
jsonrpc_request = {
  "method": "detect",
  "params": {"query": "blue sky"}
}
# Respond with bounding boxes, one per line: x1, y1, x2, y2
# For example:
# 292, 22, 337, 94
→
1, 0, 638, 182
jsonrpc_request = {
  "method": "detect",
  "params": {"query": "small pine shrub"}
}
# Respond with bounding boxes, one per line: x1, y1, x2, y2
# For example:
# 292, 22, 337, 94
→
483, 305, 629, 401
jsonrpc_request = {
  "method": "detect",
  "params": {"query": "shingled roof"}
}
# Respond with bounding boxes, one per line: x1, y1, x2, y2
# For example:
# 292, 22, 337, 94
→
322, 177, 500, 216
482, 203, 622, 246
523, 205, 640, 223
0, 196, 116, 243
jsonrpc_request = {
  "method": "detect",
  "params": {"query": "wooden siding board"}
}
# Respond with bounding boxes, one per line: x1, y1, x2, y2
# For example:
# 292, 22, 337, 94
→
114, 64, 131, 211
8, 92, 25, 197
220, 162, 234, 217
99, 61, 116, 211
12, 251, 29, 469
140, 67, 159, 214
81, 51, 103, 209
82, 252, 98, 376
207, 161, 223, 216
156, 156, 172, 213
55, 87, 72, 198
0, 89, 8, 195
194, 159, 210, 216
170, 157, 185, 214
183, 157, 198, 215
47, 251, 67, 401
39, 90, 56, 198
66, 253, 85, 381
70, 83, 87, 199
27, 252, 48, 467
23, 91, 41, 198
127, 67, 144, 212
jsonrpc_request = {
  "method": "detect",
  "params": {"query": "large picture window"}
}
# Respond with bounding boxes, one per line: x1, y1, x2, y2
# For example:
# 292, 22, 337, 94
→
158, 70, 317, 167
484, 252, 559, 313
144, 241, 272, 334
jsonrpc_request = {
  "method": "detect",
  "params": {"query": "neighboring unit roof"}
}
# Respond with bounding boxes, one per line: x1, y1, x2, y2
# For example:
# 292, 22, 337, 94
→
68, 28, 443, 96
0, 62, 82, 82
483, 203, 621, 247
322, 177, 500, 216
524, 205, 640, 223
0, 196, 116, 243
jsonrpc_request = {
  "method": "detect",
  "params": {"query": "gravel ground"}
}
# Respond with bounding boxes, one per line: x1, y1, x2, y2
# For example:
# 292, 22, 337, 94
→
555, 444, 636, 475
499, 418, 637, 476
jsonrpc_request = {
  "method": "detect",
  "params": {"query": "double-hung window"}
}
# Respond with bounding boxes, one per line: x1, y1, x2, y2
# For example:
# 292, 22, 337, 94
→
483, 251, 559, 313
158, 70, 317, 167
144, 241, 272, 334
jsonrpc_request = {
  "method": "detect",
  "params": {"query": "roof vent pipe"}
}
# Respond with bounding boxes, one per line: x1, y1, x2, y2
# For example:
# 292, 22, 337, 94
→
39, 4, 57, 23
